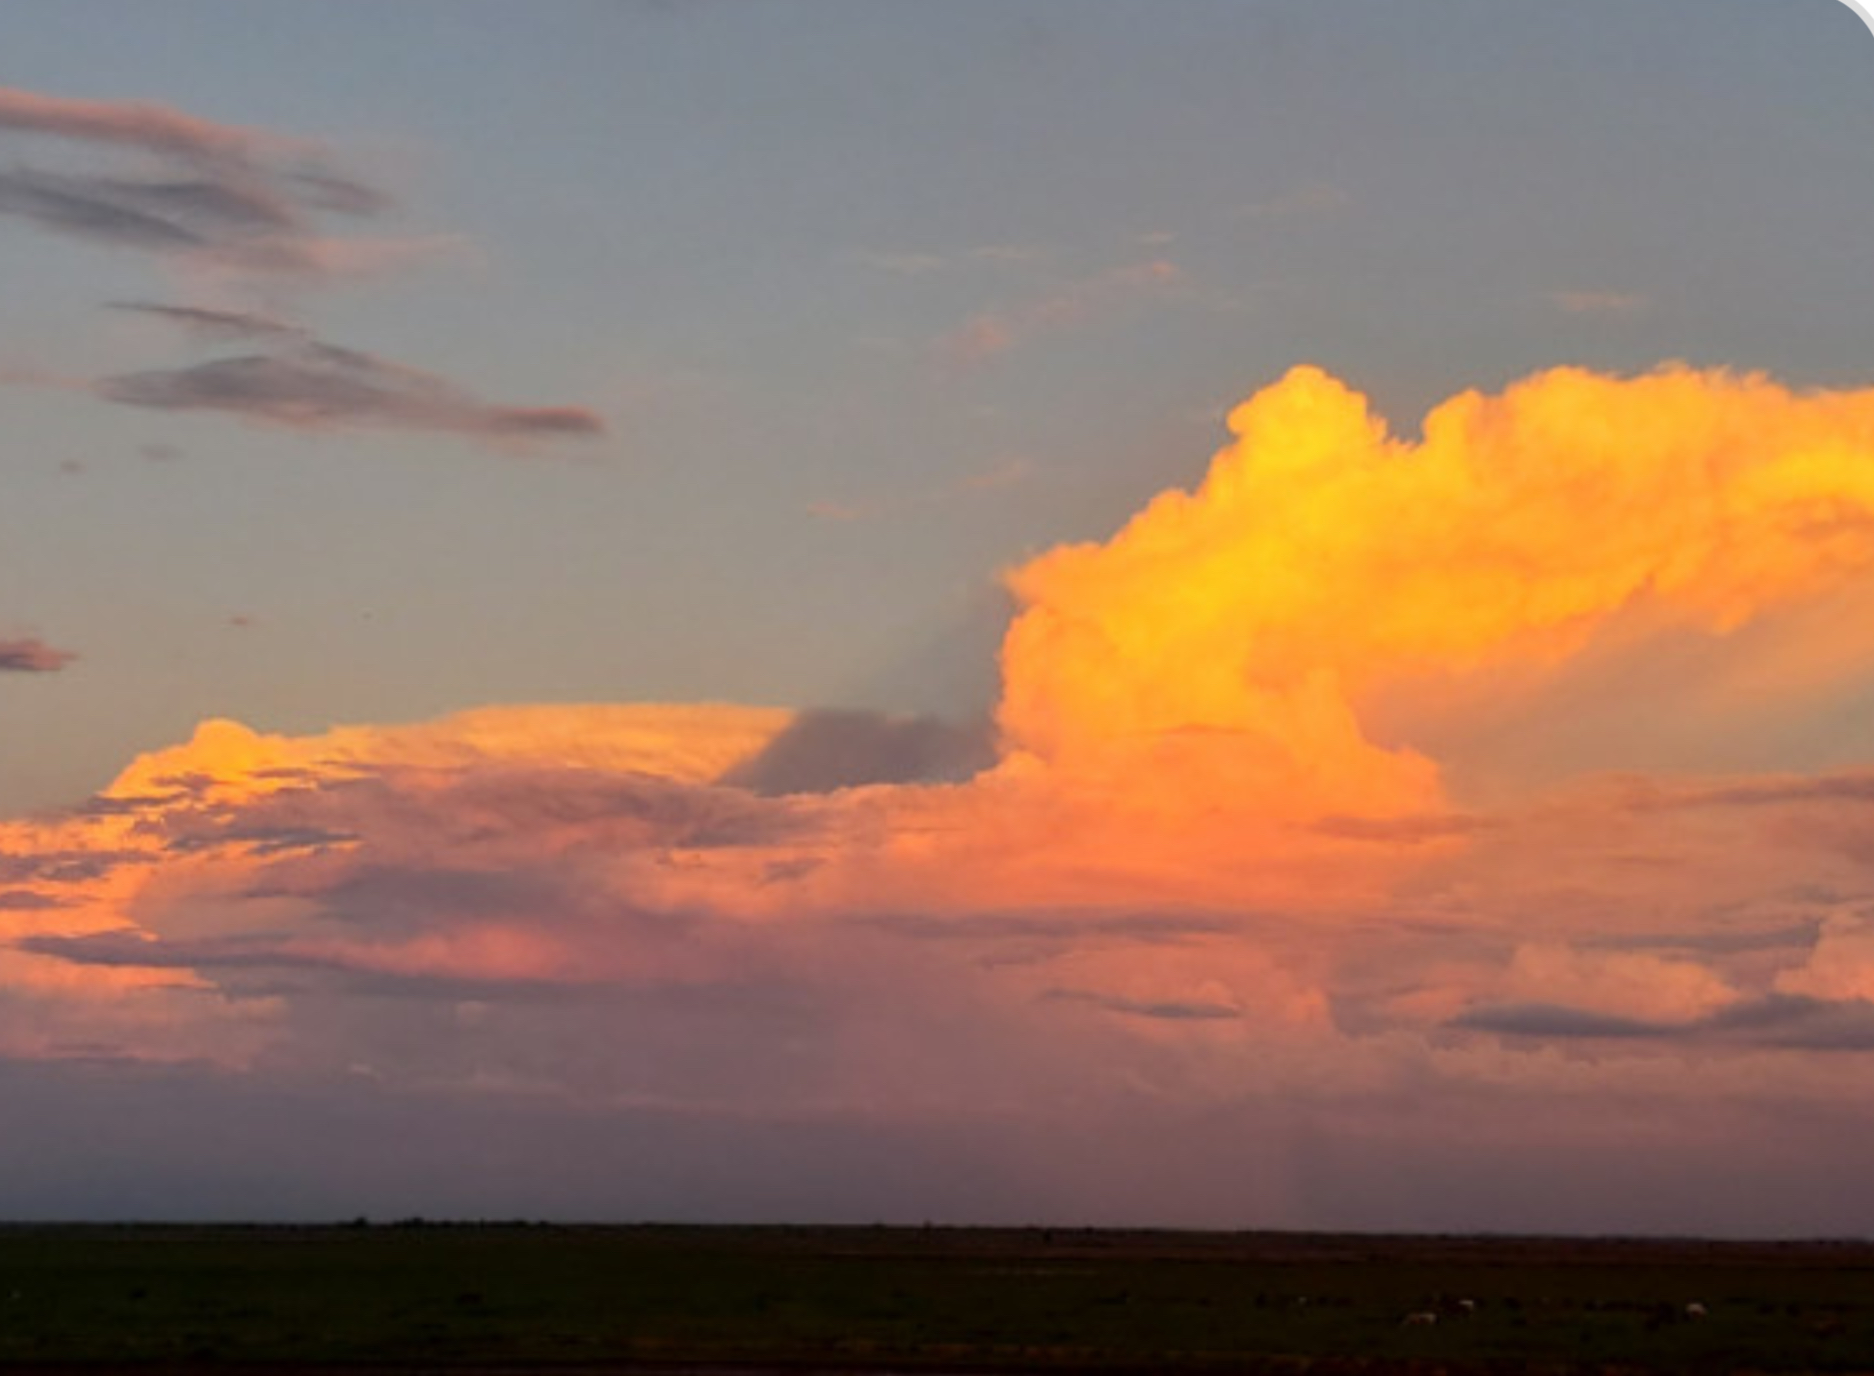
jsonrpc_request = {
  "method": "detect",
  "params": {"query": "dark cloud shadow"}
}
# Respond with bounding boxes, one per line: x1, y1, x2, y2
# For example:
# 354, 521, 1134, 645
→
721, 709, 993, 795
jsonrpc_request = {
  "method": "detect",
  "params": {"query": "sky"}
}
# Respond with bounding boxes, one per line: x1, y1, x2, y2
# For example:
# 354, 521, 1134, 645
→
3, 0, 1874, 1232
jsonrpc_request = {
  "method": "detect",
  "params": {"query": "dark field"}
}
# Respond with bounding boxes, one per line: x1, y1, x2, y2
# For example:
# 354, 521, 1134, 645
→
2, 1224, 1872, 1374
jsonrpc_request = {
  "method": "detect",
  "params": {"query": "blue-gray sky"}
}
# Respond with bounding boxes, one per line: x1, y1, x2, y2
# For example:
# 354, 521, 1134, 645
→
4, 2, 1874, 1230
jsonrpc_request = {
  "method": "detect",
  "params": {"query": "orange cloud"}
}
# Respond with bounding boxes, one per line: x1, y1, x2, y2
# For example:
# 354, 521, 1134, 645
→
10, 364, 1874, 1162
1001, 364, 1874, 813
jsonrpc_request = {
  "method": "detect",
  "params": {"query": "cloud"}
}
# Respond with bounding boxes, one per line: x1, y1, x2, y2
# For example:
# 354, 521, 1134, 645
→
0, 86, 288, 160
935, 259, 1185, 370
1044, 986, 1243, 1021
1312, 813, 1488, 844
998, 363, 1874, 820
98, 339, 605, 444
0, 891, 65, 911
722, 709, 994, 795
0, 84, 388, 282
1450, 1002, 1678, 1039
0, 168, 245, 250
0, 86, 595, 452
13, 363, 1874, 1226
1774, 917, 1874, 1003
0, 637, 76, 672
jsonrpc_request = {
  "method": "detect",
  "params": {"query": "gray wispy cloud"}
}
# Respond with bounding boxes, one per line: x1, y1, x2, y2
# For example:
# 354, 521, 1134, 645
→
0, 85, 386, 281
1451, 1002, 1678, 1040
0, 637, 76, 673
110, 301, 299, 341
1, 87, 603, 450
1044, 986, 1242, 1021
98, 337, 605, 444
1453, 993, 1874, 1052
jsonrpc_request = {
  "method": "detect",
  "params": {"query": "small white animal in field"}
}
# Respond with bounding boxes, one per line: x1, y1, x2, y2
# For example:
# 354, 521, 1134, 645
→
1402, 1311, 1438, 1327
1456, 1298, 1477, 1315
1685, 1302, 1708, 1319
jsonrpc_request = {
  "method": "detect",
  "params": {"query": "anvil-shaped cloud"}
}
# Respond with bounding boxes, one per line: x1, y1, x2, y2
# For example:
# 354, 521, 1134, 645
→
9, 362, 1874, 1228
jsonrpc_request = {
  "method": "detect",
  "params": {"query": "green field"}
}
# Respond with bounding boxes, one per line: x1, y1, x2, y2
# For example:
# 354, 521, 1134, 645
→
1, 1224, 1870, 1373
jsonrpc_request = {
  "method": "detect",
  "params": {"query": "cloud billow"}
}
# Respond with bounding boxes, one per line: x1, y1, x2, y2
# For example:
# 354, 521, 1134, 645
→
9, 365, 1874, 1227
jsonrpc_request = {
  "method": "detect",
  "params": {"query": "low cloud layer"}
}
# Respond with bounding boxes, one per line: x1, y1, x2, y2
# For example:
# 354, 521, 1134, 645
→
8, 364, 1874, 1229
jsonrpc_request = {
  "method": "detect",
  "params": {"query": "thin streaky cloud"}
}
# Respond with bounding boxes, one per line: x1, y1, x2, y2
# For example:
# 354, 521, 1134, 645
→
1043, 987, 1244, 1021
87, 307, 604, 447
98, 345, 605, 444
0, 83, 390, 285
0, 86, 287, 161
0, 86, 600, 453
935, 258, 1185, 370
109, 301, 302, 341
0, 637, 77, 673
1450, 1002, 1681, 1039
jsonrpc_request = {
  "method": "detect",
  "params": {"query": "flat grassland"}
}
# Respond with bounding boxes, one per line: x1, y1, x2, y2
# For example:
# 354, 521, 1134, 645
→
2, 1224, 1871, 1373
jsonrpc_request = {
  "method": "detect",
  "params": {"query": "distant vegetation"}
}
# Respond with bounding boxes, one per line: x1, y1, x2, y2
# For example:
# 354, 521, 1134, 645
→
2, 1224, 1872, 1372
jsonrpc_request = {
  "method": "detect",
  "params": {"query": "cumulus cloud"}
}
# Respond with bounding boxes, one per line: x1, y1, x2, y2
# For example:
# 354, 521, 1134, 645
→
10, 363, 1874, 1226
1000, 363, 1874, 814
0, 637, 76, 672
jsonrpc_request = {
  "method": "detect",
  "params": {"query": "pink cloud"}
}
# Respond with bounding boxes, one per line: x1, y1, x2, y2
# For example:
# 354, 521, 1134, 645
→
935, 259, 1185, 370
0, 86, 288, 161
9, 364, 1874, 1226
0, 637, 76, 672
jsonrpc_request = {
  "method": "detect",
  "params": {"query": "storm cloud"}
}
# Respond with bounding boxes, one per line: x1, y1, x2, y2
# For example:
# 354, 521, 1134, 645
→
7, 366, 1874, 1229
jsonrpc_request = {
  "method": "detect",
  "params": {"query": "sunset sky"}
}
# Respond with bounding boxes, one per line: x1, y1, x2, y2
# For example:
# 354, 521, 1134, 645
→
5, 1, 1874, 1232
